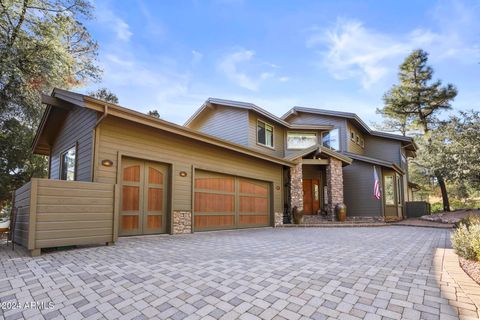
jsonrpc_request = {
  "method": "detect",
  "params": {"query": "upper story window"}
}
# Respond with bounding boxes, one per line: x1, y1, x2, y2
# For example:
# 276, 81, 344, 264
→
60, 146, 76, 181
322, 128, 340, 151
257, 120, 274, 148
287, 132, 317, 149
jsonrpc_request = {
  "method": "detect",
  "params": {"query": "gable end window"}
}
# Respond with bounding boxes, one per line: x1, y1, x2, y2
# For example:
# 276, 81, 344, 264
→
287, 132, 317, 149
321, 128, 340, 151
350, 131, 355, 141
60, 145, 77, 181
257, 120, 274, 148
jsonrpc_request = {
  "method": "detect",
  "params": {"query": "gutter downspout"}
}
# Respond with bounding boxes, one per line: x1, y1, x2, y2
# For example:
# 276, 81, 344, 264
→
95, 104, 109, 128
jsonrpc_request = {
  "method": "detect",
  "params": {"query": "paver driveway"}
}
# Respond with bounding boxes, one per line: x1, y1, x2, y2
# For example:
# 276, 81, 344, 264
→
0, 226, 476, 320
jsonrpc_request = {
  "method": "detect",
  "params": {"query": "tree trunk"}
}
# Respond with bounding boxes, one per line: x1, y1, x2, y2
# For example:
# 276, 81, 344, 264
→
436, 174, 450, 212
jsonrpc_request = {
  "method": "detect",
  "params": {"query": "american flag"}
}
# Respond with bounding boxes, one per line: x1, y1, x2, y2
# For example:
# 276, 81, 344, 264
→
373, 166, 381, 200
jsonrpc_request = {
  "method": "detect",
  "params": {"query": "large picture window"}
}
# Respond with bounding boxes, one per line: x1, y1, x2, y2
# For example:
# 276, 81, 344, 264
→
321, 128, 340, 151
257, 120, 274, 148
287, 132, 317, 149
60, 146, 76, 181
384, 175, 395, 205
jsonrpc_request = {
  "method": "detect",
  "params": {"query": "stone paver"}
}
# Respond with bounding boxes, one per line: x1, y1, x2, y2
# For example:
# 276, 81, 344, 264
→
0, 226, 478, 319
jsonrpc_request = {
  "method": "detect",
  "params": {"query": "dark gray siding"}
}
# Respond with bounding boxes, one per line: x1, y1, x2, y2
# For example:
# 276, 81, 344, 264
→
364, 136, 401, 165
50, 107, 97, 181
188, 106, 249, 146
287, 113, 348, 151
343, 161, 383, 217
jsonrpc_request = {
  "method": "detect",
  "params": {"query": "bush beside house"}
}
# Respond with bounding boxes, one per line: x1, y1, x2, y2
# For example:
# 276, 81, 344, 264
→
451, 215, 480, 284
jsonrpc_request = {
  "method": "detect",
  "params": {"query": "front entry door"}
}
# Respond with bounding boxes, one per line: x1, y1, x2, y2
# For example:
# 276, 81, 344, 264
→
303, 179, 320, 214
120, 158, 167, 236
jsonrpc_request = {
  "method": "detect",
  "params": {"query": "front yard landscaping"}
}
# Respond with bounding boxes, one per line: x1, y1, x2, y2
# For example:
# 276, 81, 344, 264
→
452, 214, 480, 285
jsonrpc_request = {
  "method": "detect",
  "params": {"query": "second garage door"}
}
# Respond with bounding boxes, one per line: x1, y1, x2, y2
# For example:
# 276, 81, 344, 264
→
194, 170, 271, 231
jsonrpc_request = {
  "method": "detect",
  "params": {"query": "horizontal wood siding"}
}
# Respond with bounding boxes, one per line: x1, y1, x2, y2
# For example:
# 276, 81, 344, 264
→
287, 113, 348, 151
364, 136, 401, 165
50, 107, 97, 181
347, 121, 365, 155
34, 179, 115, 248
343, 161, 383, 217
188, 106, 249, 146
248, 111, 285, 157
13, 182, 32, 247
96, 117, 283, 213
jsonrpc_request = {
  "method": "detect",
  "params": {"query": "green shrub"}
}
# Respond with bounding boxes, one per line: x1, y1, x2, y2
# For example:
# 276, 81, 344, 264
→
454, 215, 480, 229
451, 218, 480, 261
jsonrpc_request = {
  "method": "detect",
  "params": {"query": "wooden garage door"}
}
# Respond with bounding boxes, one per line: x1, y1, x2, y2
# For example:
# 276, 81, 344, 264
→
194, 170, 270, 231
120, 158, 168, 236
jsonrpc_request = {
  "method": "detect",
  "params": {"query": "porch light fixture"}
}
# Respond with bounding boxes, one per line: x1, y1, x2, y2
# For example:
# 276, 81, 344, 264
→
275, 186, 280, 190
101, 159, 114, 167
179, 171, 188, 177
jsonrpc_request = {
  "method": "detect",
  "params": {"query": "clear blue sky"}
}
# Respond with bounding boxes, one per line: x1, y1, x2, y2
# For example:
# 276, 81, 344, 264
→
82, 0, 480, 125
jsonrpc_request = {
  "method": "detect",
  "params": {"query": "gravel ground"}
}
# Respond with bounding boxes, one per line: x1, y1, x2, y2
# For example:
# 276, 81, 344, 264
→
460, 256, 480, 285
421, 209, 480, 224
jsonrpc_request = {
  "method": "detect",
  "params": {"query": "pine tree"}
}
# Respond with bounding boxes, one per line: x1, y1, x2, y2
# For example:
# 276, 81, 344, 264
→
379, 49, 458, 211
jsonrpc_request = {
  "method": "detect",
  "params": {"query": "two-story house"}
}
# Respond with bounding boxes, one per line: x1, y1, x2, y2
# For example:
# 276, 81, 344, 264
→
14, 89, 417, 255
186, 98, 417, 222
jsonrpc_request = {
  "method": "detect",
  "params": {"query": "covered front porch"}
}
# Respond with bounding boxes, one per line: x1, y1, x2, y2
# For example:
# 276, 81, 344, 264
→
283, 145, 352, 223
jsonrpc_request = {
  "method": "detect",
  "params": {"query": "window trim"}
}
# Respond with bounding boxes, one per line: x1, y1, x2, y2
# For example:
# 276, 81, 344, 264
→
360, 138, 365, 148
59, 143, 78, 181
350, 131, 355, 141
256, 119, 275, 149
286, 131, 318, 150
321, 128, 340, 151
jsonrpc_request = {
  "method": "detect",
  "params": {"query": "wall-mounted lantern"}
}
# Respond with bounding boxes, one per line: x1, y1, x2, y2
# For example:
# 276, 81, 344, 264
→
101, 159, 114, 167
179, 171, 188, 177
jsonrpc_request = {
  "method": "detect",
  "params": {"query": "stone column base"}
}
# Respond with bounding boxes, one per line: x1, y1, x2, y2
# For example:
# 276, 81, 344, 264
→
274, 212, 283, 227
173, 211, 192, 234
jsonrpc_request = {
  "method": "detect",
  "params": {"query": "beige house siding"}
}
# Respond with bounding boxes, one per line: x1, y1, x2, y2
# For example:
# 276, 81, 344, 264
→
50, 107, 97, 181
13, 179, 117, 255
187, 106, 249, 146
34, 179, 116, 248
95, 117, 284, 214
347, 122, 365, 155
248, 111, 285, 157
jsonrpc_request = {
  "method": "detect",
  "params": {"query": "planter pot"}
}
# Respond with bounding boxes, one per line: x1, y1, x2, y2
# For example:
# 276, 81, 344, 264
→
336, 204, 347, 222
293, 216, 304, 224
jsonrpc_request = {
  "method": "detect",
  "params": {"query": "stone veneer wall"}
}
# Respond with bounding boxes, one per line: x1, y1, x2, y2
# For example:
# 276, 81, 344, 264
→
173, 211, 192, 234
290, 161, 303, 212
274, 212, 283, 226
326, 158, 344, 220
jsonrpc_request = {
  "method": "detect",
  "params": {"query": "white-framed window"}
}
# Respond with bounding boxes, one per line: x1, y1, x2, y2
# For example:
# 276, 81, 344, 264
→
384, 175, 395, 205
360, 138, 365, 148
350, 131, 355, 141
257, 120, 274, 148
321, 128, 340, 151
60, 145, 76, 181
287, 132, 317, 149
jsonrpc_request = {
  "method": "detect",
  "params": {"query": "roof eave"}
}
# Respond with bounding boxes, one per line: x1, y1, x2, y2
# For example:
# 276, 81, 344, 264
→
83, 96, 296, 167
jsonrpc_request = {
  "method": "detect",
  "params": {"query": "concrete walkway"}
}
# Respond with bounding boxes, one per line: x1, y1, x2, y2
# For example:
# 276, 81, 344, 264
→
0, 227, 478, 319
